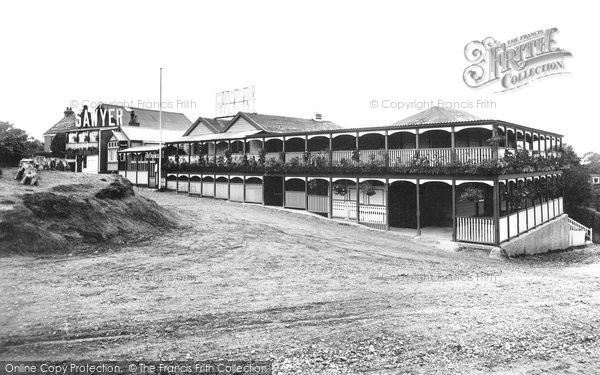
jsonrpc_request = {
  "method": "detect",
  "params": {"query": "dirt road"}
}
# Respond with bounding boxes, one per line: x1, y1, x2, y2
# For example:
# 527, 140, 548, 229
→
1, 189, 599, 374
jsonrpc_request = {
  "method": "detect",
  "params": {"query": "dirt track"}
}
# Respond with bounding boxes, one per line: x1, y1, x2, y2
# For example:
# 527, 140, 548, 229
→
1, 187, 600, 374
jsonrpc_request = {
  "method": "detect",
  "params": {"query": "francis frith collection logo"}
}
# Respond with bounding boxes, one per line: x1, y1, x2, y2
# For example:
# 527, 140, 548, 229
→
463, 27, 572, 92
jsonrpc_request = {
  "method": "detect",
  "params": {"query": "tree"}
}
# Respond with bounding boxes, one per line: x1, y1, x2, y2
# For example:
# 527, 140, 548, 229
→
50, 133, 67, 158
559, 144, 592, 212
1, 122, 41, 166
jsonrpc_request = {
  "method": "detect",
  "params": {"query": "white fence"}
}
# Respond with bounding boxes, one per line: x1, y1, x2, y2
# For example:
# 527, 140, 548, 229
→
215, 182, 229, 199
230, 184, 244, 202
359, 204, 386, 224
308, 195, 329, 213
202, 182, 214, 197
166, 179, 177, 191
177, 179, 189, 193
189, 181, 202, 194
285, 191, 306, 209
332, 200, 357, 220
499, 197, 564, 243
245, 184, 263, 203
456, 217, 495, 244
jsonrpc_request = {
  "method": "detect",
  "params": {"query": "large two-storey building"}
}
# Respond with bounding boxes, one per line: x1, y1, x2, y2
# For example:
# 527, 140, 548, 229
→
119, 107, 572, 251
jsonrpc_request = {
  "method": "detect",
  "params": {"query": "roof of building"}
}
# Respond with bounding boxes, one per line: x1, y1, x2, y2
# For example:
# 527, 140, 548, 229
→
44, 104, 192, 135
389, 106, 482, 127
176, 129, 263, 143
223, 112, 343, 133
183, 116, 230, 136
44, 111, 77, 135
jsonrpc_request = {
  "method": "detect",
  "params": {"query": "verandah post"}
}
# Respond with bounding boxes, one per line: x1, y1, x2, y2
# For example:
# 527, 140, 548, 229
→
328, 177, 333, 219
385, 178, 390, 231
227, 174, 231, 201
305, 177, 309, 210
493, 179, 500, 246
452, 179, 456, 241
135, 152, 139, 185
242, 176, 246, 203
450, 126, 456, 163
416, 178, 421, 236
282, 177, 286, 207
356, 177, 360, 223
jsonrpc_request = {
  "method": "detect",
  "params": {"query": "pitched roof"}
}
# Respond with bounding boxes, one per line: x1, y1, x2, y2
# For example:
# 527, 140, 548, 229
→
43, 112, 76, 135
102, 104, 192, 131
44, 104, 192, 135
225, 112, 342, 133
183, 116, 230, 136
390, 106, 481, 127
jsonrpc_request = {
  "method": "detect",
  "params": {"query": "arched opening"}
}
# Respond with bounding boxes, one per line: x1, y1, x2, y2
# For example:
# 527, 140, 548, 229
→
331, 134, 356, 151
284, 137, 305, 164
265, 138, 283, 153
331, 135, 356, 165
358, 133, 385, 150
506, 129, 516, 149
176, 174, 189, 192
516, 131, 525, 150
389, 181, 417, 228
419, 130, 451, 148
388, 131, 416, 149
496, 128, 507, 148
201, 176, 215, 197
455, 128, 493, 147
307, 178, 330, 215
229, 176, 244, 201
215, 176, 229, 199
285, 137, 305, 152
166, 174, 177, 190
420, 181, 453, 227
244, 177, 263, 204
307, 136, 329, 152
456, 182, 494, 218
264, 175, 283, 206
246, 139, 263, 155
230, 140, 244, 154
216, 141, 229, 155
331, 179, 358, 220
189, 175, 202, 194
284, 178, 306, 209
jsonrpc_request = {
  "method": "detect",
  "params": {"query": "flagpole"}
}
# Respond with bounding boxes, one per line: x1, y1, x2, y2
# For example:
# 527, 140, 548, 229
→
158, 67, 163, 189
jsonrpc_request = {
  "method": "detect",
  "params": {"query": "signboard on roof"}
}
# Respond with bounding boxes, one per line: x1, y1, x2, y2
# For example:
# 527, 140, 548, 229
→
215, 86, 255, 117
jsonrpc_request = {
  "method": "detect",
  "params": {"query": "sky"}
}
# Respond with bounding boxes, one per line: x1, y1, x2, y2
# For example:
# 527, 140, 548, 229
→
0, 0, 597, 154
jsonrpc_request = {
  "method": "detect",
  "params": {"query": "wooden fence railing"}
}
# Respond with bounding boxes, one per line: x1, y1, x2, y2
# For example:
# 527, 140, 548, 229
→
456, 217, 495, 244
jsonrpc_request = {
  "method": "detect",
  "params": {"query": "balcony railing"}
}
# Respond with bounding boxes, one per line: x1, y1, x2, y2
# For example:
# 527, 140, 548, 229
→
67, 142, 98, 149
175, 146, 553, 169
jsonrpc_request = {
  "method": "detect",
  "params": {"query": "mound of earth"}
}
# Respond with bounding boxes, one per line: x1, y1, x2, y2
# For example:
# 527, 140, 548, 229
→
0, 175, 178, 256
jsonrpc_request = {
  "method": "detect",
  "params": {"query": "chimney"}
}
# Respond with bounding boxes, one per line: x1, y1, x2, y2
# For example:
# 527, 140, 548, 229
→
129, 110, 140, 126
64, 107, 74, 116
312, 112, 323, 122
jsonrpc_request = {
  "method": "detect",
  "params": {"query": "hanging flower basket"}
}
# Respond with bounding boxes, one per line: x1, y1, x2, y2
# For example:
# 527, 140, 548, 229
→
333, 183, 349, 196
459, 186, 484, 202
360, 181, 376, 196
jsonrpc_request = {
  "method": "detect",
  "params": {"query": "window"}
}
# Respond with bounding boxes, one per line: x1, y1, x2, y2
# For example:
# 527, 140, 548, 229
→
593, 177, 600, 184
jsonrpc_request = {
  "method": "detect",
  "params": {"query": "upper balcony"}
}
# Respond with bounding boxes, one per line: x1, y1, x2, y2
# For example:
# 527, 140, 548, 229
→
164, 124, 563, 176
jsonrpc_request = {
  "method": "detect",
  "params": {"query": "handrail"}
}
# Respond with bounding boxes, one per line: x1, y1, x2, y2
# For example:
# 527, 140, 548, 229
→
568, 218, 593, 241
